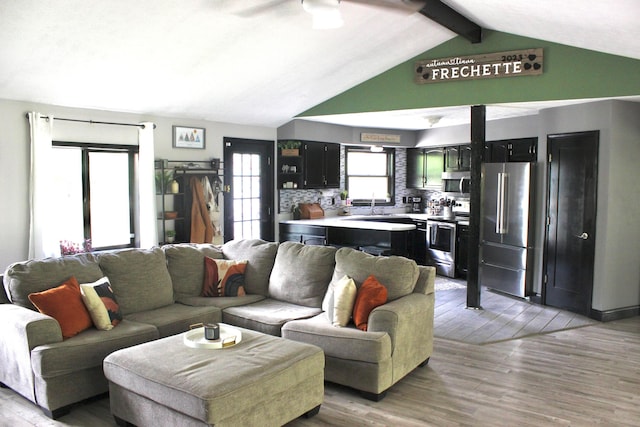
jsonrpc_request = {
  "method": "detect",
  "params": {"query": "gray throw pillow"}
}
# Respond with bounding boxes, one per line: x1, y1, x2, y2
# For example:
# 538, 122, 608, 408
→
269, 242, 336, 308
332, 247, 418, 301
98, 248, 174, 315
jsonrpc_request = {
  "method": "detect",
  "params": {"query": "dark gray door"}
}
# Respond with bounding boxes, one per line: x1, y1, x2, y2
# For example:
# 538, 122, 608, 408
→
223, 137, 274, 242
544, 131, 598, 316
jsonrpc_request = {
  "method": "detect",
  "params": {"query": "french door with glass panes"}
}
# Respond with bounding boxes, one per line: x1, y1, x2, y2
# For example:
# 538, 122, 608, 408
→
223, 137, 274, 242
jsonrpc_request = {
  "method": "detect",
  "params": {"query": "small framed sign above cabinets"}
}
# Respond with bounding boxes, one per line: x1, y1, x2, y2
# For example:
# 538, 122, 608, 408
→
173, 126, 205, 149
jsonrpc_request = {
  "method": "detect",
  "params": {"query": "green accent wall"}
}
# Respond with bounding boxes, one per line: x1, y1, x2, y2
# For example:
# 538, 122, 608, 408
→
300, 31, 640, 117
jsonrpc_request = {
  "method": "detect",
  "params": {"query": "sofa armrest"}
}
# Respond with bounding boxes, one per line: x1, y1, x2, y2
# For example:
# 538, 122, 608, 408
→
368, 291, 434, 383
413, 265, 436, 296
0, 304, 63, 401
367, 293, 432, 352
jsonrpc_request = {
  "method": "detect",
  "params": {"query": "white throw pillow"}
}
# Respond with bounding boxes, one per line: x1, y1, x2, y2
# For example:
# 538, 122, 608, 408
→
323, 275, 357, 327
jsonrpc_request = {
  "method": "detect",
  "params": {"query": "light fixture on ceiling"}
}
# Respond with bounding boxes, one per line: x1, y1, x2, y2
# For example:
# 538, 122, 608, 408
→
302, 0, 343, 30
370, 145, 384, 152
425, 115, 443, 128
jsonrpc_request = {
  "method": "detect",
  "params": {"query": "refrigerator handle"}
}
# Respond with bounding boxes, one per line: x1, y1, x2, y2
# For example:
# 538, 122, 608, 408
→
496, 172, 508, 234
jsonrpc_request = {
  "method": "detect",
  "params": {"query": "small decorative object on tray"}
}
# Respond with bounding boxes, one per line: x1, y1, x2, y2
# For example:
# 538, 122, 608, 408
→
184, 323, 243, 349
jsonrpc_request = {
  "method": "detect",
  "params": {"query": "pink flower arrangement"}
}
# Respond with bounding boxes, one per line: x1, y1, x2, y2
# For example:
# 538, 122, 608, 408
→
60, 239, 92, 255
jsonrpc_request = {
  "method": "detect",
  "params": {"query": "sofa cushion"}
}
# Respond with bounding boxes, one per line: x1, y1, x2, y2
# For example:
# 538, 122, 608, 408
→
222, 299, 322, 336
202, 258, 247, 297
124, 304, 221, 338
282, 314, 391, 364
269, 242, 336, 308
352, 275, 388, 331
30, 319, 159, 378
4, 253, 103, 310
28, 276, 93, 339
222, 239, 278, 296
80, 277, 123, 331
178, 294, 266, 310
332, 247, 418, 301
163, 244, 224, 299
98, 248, 174, 316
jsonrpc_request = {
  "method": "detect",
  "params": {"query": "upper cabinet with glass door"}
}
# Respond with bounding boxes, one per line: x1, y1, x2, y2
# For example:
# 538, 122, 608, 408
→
406, 147, 444, 189
444, 144, 471, 172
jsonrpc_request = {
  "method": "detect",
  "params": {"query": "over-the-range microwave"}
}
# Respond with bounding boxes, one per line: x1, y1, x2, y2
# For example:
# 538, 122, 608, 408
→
441, 171, 471, 197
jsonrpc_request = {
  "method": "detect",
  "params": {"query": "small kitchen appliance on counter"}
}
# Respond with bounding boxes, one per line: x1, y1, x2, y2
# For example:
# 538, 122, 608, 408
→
410, 197, 423, 213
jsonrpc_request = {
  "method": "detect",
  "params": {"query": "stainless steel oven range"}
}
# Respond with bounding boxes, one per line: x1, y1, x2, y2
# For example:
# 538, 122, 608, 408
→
426, 219, 457, 278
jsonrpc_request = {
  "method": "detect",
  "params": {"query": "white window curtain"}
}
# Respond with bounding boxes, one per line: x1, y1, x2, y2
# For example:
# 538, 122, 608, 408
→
28, 112, 59, 259
137, 122, 158, 248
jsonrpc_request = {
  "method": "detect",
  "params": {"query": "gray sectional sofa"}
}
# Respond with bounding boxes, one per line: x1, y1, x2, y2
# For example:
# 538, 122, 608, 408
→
0, 239, 435, 419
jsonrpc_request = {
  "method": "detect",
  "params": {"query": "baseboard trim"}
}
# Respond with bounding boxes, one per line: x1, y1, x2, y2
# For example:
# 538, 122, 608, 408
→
590, 306, 640, 322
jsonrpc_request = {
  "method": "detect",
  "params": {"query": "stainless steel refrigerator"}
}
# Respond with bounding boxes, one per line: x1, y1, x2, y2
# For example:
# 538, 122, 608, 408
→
480, 162, 535, 298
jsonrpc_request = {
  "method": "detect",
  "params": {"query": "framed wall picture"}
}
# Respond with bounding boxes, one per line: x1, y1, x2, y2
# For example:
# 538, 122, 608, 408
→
173, 126, 205, 149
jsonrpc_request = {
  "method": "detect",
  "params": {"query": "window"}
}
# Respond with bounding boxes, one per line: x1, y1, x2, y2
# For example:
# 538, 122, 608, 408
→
232, 152, 262, 239
345, 146, 395, 206
52, 142, 137, 251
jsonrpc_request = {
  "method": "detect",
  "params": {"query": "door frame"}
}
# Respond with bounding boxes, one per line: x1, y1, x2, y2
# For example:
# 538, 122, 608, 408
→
542, 130, 599, 316
222, 137, 274, 242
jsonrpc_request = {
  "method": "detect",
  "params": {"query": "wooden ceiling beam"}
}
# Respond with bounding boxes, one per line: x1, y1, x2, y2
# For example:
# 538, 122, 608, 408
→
420, 0, 482, 44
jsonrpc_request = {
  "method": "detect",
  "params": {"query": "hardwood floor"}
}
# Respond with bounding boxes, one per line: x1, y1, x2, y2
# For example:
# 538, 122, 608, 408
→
2, 309, 639, 426
434, 287, 597, 345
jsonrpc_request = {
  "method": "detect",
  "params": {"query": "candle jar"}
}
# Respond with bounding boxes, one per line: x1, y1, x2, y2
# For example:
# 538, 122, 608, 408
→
204, 323, 220, 340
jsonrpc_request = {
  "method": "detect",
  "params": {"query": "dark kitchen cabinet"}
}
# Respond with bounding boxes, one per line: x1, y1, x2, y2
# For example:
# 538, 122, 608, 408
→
406, 147, 444, 189
304, 141, 340, 189
444, 144, 471, 171
279, 223, 327, 245
484, 138, 537, 163
413, 219, 427, 265
456, 223, 469, 278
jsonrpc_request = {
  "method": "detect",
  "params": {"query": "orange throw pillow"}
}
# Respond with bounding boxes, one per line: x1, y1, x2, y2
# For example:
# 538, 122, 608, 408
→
28, 276, 93, 339
352, 275, 388, 331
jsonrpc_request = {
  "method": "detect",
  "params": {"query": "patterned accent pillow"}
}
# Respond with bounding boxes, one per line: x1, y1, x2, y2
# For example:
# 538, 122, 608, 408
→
352, 275, 388, 331
80, 277, 123, 330
202, 257, 247, 297
28, 276, 93, 339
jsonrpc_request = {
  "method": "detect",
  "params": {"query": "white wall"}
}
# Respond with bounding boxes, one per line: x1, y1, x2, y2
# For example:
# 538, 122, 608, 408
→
0, 98, 275, 271
539, 100, 640, 313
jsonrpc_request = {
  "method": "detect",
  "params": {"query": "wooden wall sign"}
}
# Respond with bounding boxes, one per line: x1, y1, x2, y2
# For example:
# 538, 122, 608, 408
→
360, 133, 401, 143
414, 48, 543, 84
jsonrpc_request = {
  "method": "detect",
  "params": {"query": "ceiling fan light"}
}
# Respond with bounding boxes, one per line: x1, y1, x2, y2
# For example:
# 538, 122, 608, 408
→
302, 0, 343, 29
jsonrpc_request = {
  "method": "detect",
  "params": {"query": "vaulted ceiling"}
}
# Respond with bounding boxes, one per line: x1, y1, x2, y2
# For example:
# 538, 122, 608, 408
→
0, 0, 638, 129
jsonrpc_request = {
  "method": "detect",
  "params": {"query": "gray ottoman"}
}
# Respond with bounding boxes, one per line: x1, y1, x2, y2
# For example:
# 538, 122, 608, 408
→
103, 326, 324, 427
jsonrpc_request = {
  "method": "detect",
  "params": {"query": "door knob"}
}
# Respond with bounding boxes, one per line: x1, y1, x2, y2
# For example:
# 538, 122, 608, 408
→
577, 232, 589, 240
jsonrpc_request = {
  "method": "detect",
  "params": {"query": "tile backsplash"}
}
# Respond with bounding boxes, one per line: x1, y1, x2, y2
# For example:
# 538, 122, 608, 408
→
278, 147, 427, 215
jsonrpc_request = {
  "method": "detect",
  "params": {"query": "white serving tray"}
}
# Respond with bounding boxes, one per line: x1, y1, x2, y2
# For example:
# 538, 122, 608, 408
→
183, 323, 243, 349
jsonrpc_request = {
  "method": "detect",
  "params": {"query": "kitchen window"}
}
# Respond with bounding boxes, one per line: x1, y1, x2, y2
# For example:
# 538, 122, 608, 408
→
51, 142, 137, 251
345, 146, 395, 206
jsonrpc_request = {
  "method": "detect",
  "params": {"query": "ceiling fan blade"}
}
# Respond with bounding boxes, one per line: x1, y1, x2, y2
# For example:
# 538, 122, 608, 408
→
342, 0, 425, 13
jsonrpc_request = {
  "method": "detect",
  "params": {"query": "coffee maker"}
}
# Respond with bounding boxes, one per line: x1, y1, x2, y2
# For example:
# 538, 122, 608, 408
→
410, 196, 423, 213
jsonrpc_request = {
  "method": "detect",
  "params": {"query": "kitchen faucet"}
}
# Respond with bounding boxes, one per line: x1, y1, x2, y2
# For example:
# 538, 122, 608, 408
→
370, 194, 376, 215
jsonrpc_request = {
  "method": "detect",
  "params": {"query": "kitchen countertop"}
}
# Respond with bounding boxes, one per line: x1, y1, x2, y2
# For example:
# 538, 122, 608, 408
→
280, 216, 416, 231
281, 213, 470, 230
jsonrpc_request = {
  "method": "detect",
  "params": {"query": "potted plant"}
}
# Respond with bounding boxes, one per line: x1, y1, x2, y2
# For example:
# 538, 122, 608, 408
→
278, 140, 302, 156
166, 230, 176, 243
339, 190, 348, 206
155, 170, 174, 194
